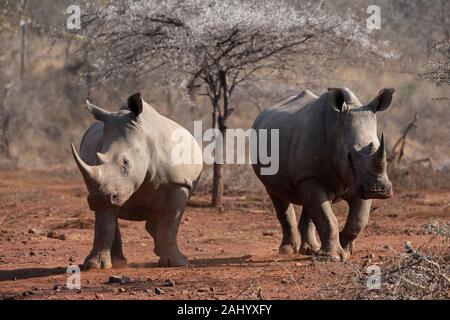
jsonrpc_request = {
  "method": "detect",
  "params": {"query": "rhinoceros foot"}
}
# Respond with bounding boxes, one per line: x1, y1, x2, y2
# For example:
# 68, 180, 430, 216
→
112, 255, 128, 268
158, 251, 188, 267
313, 247, 349, 262
279, 243, 300, 255
83, 251, 113, 270
299, 242, 320, 256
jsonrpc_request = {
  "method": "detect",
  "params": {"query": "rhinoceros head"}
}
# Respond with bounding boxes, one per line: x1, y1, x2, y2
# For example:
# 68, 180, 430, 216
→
329, 88, 394, 200
72, 93, 149, 210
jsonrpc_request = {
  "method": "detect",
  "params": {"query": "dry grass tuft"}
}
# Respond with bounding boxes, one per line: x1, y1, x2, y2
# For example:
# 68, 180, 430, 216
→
329, 221, 450, 300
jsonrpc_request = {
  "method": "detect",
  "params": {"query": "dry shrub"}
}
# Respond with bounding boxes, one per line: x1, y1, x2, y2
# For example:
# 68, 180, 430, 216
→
389, 164, 450, 192
330, 221, 450, 300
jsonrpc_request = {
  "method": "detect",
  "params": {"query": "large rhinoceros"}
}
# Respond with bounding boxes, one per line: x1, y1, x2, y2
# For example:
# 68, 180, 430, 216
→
71, 93, 202, 268
252, 87, 394, 261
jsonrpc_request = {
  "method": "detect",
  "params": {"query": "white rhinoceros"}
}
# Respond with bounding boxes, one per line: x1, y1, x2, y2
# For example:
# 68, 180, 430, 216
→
72, 93, 202, 268
252, 87, 394, 261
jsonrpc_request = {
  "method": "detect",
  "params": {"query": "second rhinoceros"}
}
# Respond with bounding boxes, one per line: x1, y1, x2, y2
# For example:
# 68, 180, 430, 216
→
72, 93, 202, 268
252, 87, 394, 261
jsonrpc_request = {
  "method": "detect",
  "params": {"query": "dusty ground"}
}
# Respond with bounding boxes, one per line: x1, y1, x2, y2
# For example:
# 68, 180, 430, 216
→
0, 170, 448, 300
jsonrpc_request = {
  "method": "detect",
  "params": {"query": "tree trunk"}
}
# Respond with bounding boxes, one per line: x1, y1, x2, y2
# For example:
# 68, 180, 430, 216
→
20, 0, 28, 81
211, 71, 232, 208
212, 160, 224, 208
211, 104, 225, 208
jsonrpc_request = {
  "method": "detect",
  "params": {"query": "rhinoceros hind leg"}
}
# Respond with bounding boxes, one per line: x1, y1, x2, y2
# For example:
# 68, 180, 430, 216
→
111, 223, 128, 268
298, 179, 347, 261
298, 206, 320, 255
156, 187, 189, 267
83, 210, 117, 270
268, 193, 300, 255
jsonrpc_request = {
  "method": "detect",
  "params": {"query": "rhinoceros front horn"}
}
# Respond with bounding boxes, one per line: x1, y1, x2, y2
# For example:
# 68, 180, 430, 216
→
71, 143, 102, 186
372, 134, 387, 172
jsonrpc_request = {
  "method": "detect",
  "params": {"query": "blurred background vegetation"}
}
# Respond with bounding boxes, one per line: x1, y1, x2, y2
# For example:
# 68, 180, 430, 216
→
0, 0, 448, 196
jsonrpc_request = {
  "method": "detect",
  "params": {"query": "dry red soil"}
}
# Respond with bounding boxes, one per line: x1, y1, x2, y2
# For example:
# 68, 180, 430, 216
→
0, 170, 448, 300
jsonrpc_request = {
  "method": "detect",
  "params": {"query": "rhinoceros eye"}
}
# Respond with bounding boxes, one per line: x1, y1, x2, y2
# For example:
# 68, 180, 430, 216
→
121, 158, 129, 174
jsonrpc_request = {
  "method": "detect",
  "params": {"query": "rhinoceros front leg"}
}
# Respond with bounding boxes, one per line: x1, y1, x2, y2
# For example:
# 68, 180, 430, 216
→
298, 179, 348, 261
145, 219, 161, 257
111, 223, 128, 268
83, 209, 117, 270
298, 206, 320, 255
339, 196, 371, 255
156, 187, 189, 267
268, 193, 301, 255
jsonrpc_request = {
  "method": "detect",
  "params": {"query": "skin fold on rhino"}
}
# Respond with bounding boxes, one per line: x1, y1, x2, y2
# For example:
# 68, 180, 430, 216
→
252, 87, 395, 261
72, 93, 202, 269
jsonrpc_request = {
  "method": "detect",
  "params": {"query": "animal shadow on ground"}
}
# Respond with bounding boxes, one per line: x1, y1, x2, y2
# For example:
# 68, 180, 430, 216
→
0, 266, 68, 281
130, 255, 310, 268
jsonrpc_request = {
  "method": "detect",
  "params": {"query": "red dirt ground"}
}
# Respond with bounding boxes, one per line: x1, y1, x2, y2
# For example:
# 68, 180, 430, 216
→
0, 170, 448, 300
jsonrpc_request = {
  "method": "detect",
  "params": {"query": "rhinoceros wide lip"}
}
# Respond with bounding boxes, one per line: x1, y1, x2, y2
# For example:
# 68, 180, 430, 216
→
360, 190, 393, 200
87, 195, 122, 210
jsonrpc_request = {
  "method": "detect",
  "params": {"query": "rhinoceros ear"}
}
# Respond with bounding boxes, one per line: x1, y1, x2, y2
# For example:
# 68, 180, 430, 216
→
328, 88, 348, 113
127, 92, 143, 117
368, 88, 395, 113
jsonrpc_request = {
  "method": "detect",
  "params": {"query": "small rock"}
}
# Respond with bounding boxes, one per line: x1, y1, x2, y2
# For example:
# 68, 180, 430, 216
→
29, 251, 36, 256
108, 276, 122, 284
155, 287, 165, 295
53, 285, 61, 291
94, 293, 103, 300
383, 245, 392, 250
405, 241, 414, 253
69, 256, 75, 262
295, 262, 303, 267
120, 276, 131, 285
118, 288, 125, 293
28, 228, 40, 235
262, 230, 274, 236
47, 231, 66, 241
163, 279, 175, 287
129, 292, 137, 296
108, 275, 130, 285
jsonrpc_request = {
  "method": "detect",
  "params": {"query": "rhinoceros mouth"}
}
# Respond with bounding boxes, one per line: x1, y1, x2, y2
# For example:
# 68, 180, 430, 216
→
87, 195, 120, 210
358, 184, 393, 200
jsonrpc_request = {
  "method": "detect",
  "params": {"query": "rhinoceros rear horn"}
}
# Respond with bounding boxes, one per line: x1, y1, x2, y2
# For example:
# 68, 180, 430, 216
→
85, 99, 111, 122
71, 143, 102, 186
372, 134, 387, 172
127, 92, 143, 117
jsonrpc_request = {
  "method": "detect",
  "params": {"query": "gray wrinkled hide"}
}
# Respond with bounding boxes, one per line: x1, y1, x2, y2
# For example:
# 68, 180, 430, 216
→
74, 95, 202, 269
252, 87, 394, 261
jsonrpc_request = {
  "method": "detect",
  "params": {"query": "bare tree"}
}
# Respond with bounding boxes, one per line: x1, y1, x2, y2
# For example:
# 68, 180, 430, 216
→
80, 0, 392, 207
419, 38, 450, 89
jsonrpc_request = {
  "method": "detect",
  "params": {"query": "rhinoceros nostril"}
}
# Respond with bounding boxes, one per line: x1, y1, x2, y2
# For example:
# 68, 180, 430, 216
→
110, 193, 120, 205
